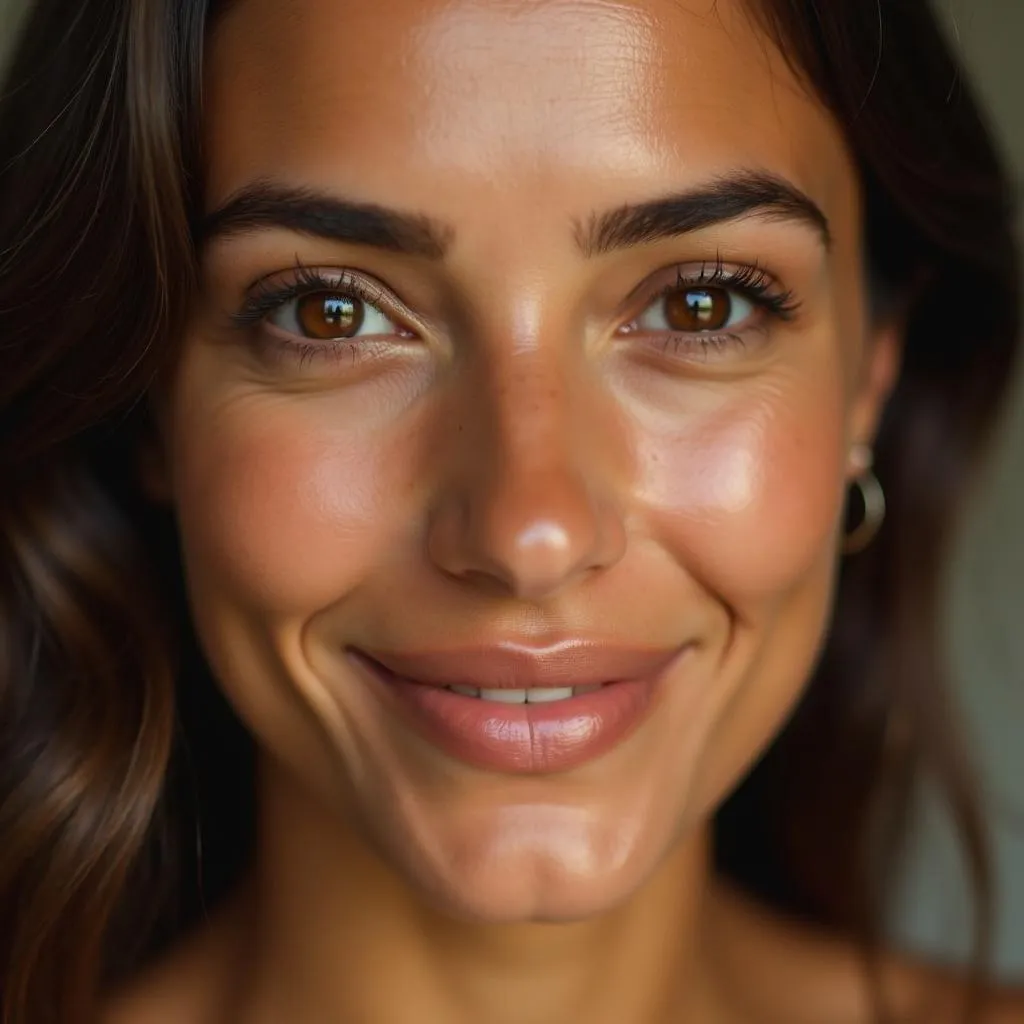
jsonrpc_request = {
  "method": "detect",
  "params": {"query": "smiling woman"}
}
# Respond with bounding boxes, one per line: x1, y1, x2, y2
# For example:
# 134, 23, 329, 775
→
0, 2, 1021, 1024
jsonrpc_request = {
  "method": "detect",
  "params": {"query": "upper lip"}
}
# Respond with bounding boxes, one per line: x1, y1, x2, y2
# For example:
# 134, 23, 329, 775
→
354, 641, 683, 689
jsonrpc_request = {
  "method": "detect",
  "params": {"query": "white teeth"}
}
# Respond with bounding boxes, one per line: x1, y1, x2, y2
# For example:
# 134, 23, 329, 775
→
445, 685, 600, 703
479, 688, 527, 704
523, 687, 575, 703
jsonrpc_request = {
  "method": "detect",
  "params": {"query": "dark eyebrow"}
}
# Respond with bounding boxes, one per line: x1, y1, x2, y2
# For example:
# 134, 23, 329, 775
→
574, 170, 831, 256
200, 181, 453, 259
200, 170, 829, 261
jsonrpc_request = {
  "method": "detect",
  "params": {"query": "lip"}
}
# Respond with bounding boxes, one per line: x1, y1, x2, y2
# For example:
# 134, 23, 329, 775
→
348, 641, 686, 774
355, 641, 681, 690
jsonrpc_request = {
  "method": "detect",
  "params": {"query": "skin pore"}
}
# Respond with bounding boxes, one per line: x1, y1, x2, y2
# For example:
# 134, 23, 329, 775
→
106, 0, 975, 1021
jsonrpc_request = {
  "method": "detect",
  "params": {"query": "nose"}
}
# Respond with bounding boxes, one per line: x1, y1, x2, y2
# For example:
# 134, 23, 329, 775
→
426, 351, 627, 602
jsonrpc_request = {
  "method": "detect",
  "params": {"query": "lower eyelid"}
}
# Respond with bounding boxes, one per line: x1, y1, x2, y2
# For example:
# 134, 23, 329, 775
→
660, 331, 746, 351
254, 329, 388, 368
634, 318, 777, 365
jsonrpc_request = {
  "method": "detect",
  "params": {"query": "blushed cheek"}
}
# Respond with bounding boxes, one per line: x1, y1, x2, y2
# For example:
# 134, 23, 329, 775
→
636, 389, 846, 600
171, 401, 403, 616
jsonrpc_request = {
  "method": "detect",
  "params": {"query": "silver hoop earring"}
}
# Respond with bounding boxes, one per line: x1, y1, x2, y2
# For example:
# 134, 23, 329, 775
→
843, 465, 886, 555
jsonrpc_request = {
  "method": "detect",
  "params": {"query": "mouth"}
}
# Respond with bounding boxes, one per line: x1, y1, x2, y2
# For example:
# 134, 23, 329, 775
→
429, 682, 605, 703
347, 642, 685, 774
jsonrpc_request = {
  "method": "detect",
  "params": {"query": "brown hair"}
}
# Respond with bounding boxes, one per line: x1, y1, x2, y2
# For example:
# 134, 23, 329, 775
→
0, 1, 1019, 1022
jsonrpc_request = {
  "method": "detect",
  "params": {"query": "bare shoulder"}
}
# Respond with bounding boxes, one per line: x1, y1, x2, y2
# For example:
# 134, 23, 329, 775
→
706, 878, 1024, 1024
983, 984, 1024, 1023
102, 936, 224, 1024
103, 956, 208, 1024
970, 978, 1024, 1023
102, 897, 246, 1024
886, 952, 1024, 1024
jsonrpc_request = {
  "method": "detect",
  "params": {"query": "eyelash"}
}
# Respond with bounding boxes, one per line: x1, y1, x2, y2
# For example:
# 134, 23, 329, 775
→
232, 263, 399, 366
633, 258, 800, 358
231, 258, 800, 366
669, 258, 798, 319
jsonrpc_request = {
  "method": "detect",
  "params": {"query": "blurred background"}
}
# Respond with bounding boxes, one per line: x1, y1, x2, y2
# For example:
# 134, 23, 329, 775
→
889, 0, 1024, 978
1, 0, 1022, 979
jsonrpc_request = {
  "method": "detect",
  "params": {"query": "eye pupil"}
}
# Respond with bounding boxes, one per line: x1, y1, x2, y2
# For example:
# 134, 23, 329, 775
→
664, 287, 731, 331
297, 292, 364, 339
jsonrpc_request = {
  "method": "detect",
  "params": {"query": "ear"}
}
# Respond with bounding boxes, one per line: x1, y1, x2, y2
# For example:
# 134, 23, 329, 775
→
846, 316, 904, 477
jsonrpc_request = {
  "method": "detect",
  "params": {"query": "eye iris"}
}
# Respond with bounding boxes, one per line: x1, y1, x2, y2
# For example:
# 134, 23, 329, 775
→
664, 287, 731, 331
296, 292, 364, 339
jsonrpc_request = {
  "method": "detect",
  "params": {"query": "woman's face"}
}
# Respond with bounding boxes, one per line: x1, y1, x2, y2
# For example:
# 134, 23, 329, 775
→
163, 0, 896, 921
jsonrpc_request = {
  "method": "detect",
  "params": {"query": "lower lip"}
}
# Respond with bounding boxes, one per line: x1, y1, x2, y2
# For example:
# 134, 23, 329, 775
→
355, 657, 668, 775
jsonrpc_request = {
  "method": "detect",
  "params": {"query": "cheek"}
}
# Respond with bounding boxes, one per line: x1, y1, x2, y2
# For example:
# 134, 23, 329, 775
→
630, 375, 849, 815
635, 376, 847, 600
169, 394, 412, 615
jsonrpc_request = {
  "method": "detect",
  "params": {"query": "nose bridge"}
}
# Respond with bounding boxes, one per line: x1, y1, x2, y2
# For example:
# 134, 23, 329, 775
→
427, 340, 627, 600
490, 349, 587, 515
497, 347, 575, 471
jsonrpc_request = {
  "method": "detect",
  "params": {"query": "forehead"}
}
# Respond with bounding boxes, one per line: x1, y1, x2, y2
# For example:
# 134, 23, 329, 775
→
203, 0, 857, 239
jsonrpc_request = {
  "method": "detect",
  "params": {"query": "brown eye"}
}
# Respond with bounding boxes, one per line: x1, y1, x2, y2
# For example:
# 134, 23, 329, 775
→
662, 287, 733, 332
296, 292, 365, 339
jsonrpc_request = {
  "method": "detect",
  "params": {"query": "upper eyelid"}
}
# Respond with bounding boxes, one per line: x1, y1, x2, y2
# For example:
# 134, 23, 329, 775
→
253, 267, 392, 307
248, 257, 779, 297
623, 259, 778, 301
656, 260, 776, 291
242, 266, 421, 328
236, 258, 794, 332
628, 263, 794, 312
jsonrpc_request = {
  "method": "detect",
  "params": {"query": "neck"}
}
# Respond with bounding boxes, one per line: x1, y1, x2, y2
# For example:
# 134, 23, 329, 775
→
229, 756, 733, 1024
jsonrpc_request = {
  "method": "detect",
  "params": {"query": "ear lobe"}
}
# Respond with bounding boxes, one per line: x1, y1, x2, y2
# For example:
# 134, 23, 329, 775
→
848, 317, 904, 474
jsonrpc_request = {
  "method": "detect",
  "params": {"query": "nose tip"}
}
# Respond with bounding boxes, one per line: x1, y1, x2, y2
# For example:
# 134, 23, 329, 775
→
426, 468, 627, 602
425, 340, 629, 601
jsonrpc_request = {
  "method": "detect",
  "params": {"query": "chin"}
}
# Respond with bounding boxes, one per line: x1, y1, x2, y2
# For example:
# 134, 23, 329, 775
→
368, 791, 680, 925
410, 854, 651, 925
